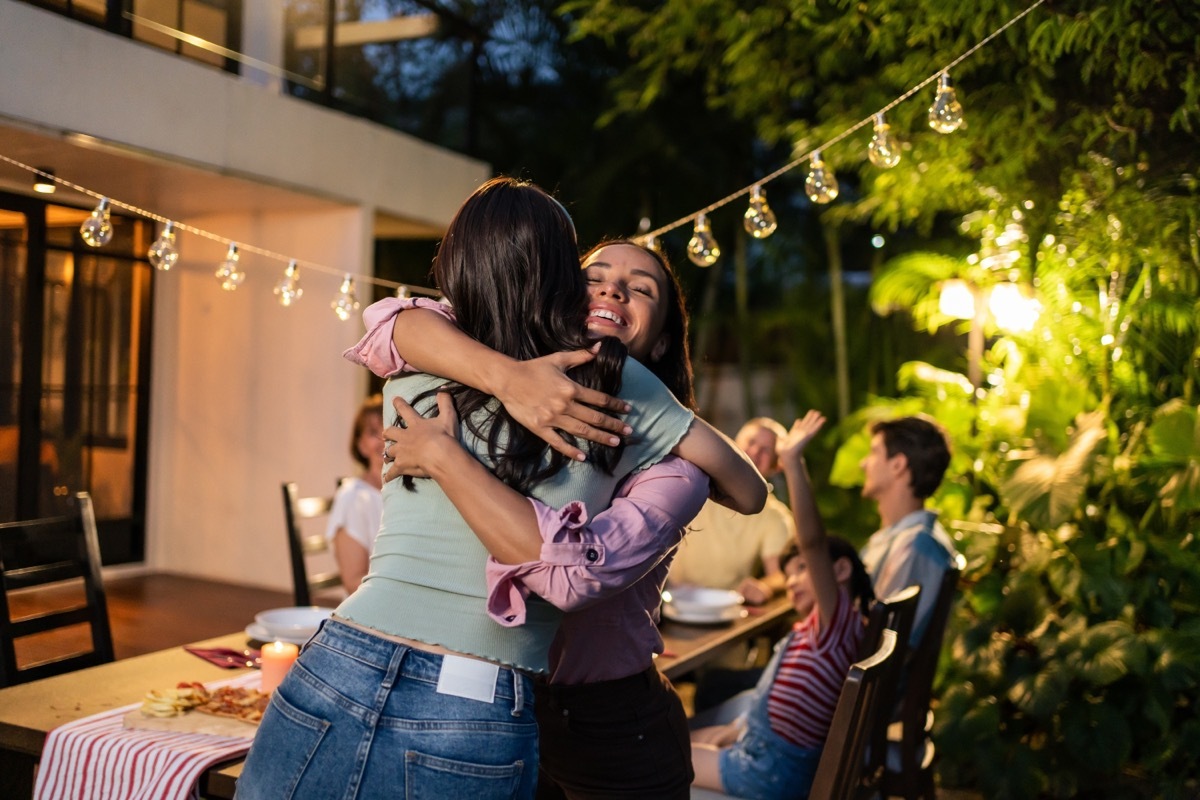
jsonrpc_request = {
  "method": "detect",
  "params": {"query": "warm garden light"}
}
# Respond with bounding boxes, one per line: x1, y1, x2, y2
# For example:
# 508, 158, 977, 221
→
743, 185, 778, 238
804, 150, 839, 204
80, 198, 114, 247
274, 260, 303, 306
332, 274, 360, 320
33, 167, 56, 193
215, 243, 245, 290
148, 222, 179, 271
928, 72, 964, 133
686, 213, 720, 267
939, 279, 976, 320
988, 282, 1040, 332
868, 113, 902, 168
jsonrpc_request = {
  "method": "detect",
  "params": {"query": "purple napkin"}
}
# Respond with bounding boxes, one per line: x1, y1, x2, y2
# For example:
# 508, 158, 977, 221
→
184, 646, 262, 669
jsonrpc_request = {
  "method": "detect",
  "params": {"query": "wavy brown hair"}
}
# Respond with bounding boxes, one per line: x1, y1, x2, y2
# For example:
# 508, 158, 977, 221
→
409, 177, 627, 492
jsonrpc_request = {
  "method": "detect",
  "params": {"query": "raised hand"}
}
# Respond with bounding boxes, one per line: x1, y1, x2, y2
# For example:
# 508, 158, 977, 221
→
492, 347, 632, 462
778, 410, 827, 467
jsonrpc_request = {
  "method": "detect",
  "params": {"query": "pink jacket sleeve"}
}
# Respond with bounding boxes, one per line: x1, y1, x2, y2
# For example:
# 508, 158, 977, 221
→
485, 456, 711, 625
342, 297, 456, 378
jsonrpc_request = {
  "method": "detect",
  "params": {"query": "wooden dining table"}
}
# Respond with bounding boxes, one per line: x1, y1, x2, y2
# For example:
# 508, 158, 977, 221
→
0, 598, 794, 798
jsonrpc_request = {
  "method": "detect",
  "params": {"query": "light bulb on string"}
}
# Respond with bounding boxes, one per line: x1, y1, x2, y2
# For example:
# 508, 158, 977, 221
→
743, 185, 778, 238
332, 274, 360, 321
686, 213, 720, 267
928, 72, 964, 133
80, 198, 113, 247
804, 151, 839, 204
215, 243, 245, 291
147, 222, 179, 270
868, 113, 902, 168
274, 260, 303, 306
643, 234, 665, 258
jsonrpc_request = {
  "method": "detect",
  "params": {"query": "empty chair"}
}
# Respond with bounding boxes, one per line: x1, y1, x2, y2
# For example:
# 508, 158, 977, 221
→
880, 562, 963, 800
282, 480, 349, 607
0, 492, 115, 687
858, 585, 921, 795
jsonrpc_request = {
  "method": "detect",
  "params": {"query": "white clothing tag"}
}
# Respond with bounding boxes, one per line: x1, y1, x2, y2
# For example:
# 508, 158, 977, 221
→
436, 654, 499, 704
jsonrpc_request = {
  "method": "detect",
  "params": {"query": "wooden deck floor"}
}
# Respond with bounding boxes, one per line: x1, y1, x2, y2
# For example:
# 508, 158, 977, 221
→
12, 572, 293, 665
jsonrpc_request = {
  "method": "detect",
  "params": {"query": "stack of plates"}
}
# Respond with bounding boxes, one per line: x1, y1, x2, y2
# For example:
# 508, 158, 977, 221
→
661, 587, 747, 625
245, 606, 333, 645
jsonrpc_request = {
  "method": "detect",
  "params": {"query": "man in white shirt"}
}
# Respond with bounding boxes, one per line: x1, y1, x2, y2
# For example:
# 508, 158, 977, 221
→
669, 418, 793, 604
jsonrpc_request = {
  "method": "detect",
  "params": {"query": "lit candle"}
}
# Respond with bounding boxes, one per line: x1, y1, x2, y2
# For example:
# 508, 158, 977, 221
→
260, 641, 299, 693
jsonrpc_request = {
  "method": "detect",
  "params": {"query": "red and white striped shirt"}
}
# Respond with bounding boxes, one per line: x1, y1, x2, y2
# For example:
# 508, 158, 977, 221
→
766, 587, 864, 748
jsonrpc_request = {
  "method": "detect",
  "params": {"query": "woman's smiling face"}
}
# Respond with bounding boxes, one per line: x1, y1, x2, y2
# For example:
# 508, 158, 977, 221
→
582, 244, 670, 362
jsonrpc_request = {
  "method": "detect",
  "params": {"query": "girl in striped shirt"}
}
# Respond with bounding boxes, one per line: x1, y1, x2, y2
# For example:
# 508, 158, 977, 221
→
691, 411, 874, 800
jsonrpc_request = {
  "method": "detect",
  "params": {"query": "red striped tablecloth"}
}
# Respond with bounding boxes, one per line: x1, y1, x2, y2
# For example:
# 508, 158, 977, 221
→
33, 671, 261, 800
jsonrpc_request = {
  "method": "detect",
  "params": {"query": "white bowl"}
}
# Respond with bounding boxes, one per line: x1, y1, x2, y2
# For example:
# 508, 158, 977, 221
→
254, 606, 333, 640
661, 586, 744, 615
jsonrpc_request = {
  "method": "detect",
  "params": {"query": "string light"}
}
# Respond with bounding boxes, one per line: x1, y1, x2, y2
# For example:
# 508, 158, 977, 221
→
148, 221, 179, 271
332, 274, 360, 321
743, 185, 778, 238
215, 243, 245, 291
686, 213, 720, 267
804, 151, 839, 204
80, 198, 113, 247
33, 167, 56, 194
928, 72, 965, 133
275, 260, 303, 306
868, 113, 902, 168
394, 285, 410, 300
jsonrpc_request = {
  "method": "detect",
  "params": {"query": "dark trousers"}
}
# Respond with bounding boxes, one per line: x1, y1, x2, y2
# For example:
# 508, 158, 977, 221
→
534, 665, 693, 800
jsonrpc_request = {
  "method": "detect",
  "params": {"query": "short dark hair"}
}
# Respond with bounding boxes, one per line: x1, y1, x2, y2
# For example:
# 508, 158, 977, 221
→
870, 416, 951, 500
350, 394, 384, 469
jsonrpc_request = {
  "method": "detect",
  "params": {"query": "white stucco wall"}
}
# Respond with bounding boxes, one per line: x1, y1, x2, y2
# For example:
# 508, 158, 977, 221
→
0, 0, 490, 589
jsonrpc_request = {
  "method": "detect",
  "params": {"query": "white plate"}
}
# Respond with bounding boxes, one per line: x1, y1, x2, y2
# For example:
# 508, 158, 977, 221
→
254, 606, 333, 640
662, 603, 748, 625
661, 587, 744, 615
245, 621, 315, 646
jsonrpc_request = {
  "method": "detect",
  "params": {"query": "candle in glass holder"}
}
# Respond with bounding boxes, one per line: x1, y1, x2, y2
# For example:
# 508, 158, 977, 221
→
260, 641, 299, 692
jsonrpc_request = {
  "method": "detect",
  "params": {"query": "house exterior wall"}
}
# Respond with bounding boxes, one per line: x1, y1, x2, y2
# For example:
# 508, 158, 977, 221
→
0, 0, 489, 589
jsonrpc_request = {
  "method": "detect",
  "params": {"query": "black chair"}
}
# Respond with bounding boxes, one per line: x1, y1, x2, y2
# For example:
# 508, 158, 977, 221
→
0, 492, 115, 687
857, 585, 921, 796
879, 562, 963, 800
282, 480, 349, 607
808, 628, 899, 800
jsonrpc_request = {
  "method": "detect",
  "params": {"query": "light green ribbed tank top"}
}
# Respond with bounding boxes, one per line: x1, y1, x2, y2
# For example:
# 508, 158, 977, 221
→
336, 357, 694, 674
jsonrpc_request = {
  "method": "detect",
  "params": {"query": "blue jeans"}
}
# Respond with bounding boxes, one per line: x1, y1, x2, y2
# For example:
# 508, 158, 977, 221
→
717, 632, 822, 800
237, 619, 539, 799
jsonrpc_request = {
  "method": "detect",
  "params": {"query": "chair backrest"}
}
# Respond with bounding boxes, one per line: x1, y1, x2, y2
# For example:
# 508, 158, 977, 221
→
809, 628, 898, 800
857, 585, 920, 789
890, 562, 962, 777
282, 480, 348, 607
0, 492, 115, 687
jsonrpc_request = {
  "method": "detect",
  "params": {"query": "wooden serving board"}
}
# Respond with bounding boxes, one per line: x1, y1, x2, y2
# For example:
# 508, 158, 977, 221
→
123, 709, 258, 739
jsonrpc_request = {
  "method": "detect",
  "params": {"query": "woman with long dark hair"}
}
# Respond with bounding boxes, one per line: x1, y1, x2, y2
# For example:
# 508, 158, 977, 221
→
366, 239, 755, 798
238, 180, 764, 800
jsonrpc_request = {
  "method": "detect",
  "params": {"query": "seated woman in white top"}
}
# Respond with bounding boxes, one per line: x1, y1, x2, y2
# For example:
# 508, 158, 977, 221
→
325, 394, 384, 593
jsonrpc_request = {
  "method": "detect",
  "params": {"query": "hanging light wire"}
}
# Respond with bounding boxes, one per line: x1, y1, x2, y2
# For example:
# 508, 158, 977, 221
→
0, 152, 437, 297
637, 0, 1048, 243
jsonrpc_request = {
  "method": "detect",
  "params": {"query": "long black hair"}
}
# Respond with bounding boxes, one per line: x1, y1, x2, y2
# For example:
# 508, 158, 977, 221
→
581, 240, 697, 411
411, 177, 627, 492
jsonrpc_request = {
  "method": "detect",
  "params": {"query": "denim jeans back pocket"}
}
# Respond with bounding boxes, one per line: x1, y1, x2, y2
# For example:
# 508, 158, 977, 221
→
238, 689, 332, 799
403, 750, 526, 799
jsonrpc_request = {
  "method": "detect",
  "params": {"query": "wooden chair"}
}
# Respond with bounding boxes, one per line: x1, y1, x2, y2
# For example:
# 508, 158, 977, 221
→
0, 492, 115, 687
809, 628, 899, 800
879, 562, 963, 800
282, 480, 349, 607
858, 585, 921, 795
690, 630, 899, 800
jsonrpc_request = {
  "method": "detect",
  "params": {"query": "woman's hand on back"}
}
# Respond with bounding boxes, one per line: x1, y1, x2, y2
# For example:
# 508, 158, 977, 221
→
491, 347, 632, 462
383, 393, 460, 482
